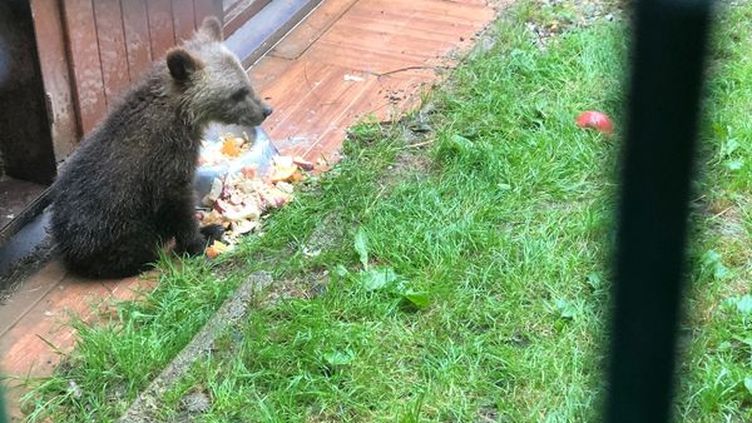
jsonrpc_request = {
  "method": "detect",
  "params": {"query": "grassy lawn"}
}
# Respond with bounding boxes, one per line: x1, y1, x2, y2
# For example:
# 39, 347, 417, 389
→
20, 1, 752, 421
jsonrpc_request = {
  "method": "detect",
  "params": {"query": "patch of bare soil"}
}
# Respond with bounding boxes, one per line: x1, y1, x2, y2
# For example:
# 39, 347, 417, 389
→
379, 108, 437, 192
263, 269, 330, 305
302, 212, 348, 261
476, 405, 505, 422
526, 0, 625, 48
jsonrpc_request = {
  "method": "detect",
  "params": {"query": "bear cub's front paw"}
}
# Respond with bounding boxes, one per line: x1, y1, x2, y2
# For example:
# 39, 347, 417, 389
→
176, 224, 225, 257
176, 237, 208, 257
200, 224, 225, 243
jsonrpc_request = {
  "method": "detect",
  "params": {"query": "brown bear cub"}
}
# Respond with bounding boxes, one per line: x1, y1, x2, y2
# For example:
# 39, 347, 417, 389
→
50, 17, 272, 278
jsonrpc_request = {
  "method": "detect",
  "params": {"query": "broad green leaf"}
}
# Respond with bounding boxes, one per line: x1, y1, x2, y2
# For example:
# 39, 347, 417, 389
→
335, 264, 349, 277
360, 267, 398, 291
703, 250, 730, 280
745, 377, 752, 396
450, 134, 472, 148
735, 295, 752, 315
726, 159, 744, 171
721, 138, 740, 157
402, 291, 430, 309
714, 262, 731, 280
703, 249, 721, 264
555, 299, 576, 319
354, 228, 369, 269
732, 335, 752, 346
323, 349, 354, 366
586, 273, 602, 289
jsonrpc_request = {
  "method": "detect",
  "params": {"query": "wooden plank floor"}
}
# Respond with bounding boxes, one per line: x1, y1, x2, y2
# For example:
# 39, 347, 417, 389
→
0, 0, 497, 418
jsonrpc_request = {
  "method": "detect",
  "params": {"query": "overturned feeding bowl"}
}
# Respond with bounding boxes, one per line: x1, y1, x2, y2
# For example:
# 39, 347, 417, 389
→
194, 124, 278, 203
193, 123, 304, 252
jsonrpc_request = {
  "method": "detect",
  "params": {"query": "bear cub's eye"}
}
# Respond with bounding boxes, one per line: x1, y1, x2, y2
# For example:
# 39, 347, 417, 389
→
230, 88, 249, 102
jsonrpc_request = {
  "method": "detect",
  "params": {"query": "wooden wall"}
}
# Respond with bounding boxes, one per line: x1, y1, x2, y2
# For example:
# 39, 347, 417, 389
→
30, 0, 223, 160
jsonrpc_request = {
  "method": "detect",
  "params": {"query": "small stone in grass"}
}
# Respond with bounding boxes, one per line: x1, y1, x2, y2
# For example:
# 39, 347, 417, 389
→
181, 391, 211, 413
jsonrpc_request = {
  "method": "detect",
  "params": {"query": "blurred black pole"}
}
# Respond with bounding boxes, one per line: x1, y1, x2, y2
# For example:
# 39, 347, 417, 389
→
605, 0, 713, 422
0, 387, 6, 423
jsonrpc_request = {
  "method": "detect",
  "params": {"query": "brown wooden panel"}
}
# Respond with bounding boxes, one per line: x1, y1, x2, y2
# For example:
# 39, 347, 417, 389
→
0, 259, 154, 377
260, 61, 372, 159
0, 271, 122, 378
172, 0, 197, 42
305, 72, 429, 161
255, 61, 331, 134
319, 25, 451, 60
248, 55, 294, 94
122, 0, 153, 81
194, 0, 224, 29
93, 0, 130, 104
0, 261, 66, 339
29, 0, 80, 160
271, 65, 369, 157
147, 0, 176, 59
271, 0, 358, 60
349, 0, 493, 23
60, 0, 108, 135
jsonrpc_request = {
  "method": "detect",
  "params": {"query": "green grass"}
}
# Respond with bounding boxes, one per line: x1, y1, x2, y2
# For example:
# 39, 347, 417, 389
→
18, 1, 752, 421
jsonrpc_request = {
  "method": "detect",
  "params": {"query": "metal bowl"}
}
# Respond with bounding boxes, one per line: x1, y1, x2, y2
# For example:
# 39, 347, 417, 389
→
193, 124, 278, 203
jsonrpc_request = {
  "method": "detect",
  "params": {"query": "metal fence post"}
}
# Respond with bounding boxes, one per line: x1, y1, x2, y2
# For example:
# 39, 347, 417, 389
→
0, 388, 6, 423
605, 0, 714, 422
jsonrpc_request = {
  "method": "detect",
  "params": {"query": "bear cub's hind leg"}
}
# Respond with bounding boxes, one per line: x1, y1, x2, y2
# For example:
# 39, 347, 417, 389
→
68, 232, 160, 279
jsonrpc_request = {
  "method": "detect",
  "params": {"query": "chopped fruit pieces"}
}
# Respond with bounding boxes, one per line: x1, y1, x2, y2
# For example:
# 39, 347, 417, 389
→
200, 133, 252, 167
241, 166, 257, 178
293, 156, 314, 171
575, 111, 614, 134
197, 133, 309, 249
220, 137, 244, 156
205, 240, 230, 259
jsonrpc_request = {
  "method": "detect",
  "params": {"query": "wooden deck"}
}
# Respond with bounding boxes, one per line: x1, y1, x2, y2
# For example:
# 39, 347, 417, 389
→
0, 0, 498, 418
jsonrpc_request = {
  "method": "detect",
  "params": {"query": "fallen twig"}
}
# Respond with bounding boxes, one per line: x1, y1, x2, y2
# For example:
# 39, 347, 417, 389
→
402, 140, 435, 149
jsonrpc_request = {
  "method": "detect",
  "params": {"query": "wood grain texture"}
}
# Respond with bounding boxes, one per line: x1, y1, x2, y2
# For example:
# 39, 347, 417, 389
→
29, 0, 80, 159
271, 0, 359, 60
147, 0, 176, 59
172, 0, 197, 42
60, 0, 108, 134
122, 0, 153, 81
93, 0, 131, 103
193, 0, 224, 28
0, 264, 155, 379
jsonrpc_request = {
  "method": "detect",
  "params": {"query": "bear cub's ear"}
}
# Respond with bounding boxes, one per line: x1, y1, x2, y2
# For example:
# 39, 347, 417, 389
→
166, 48, 201, 82
198, 16, 223, 42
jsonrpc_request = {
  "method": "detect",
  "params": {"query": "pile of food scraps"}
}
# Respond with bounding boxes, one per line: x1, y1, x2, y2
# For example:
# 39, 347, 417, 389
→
197, 133, 313, 258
